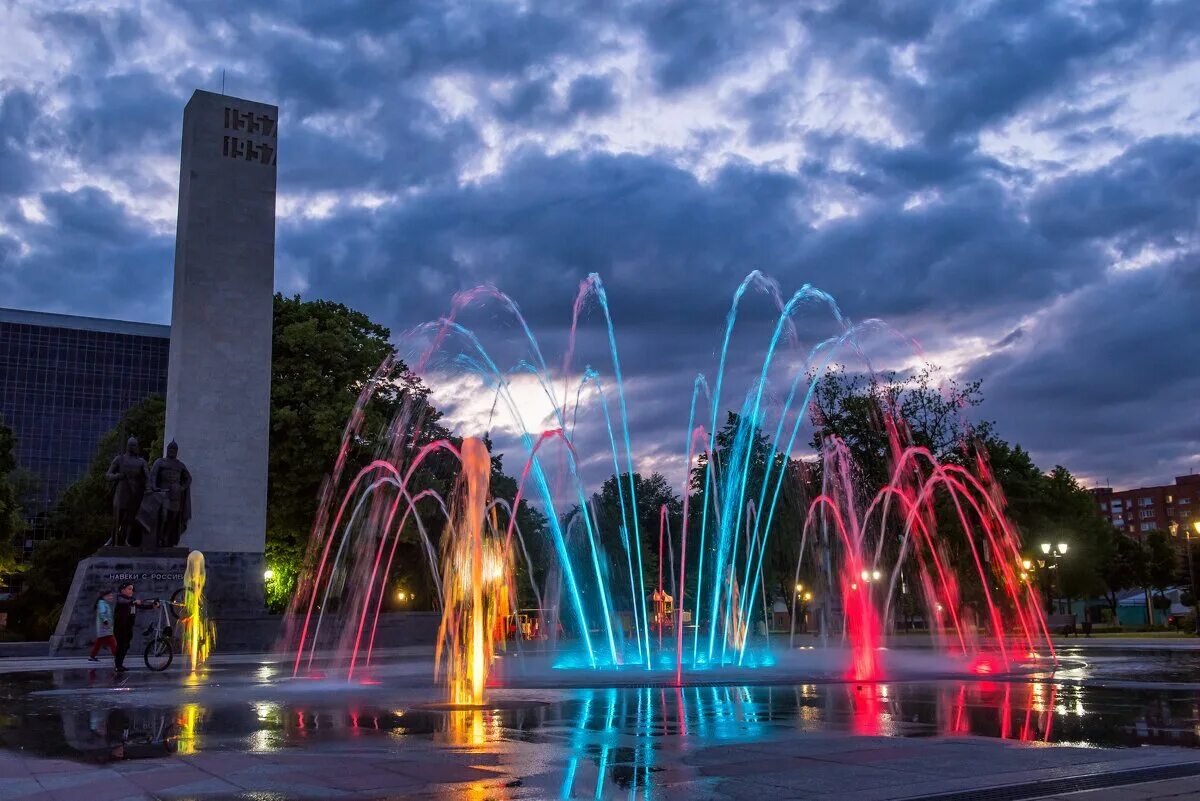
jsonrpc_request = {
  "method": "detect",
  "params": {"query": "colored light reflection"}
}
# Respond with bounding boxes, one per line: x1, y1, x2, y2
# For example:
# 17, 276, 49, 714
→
175, 703, 202, 755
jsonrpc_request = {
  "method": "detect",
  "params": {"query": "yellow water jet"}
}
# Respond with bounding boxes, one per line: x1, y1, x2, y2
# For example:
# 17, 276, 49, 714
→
182, 551, 214, 672
434, 437, 512, 706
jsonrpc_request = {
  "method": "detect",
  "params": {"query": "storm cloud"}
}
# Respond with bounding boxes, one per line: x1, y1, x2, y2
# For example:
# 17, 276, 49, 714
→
1, 0, 1197, 490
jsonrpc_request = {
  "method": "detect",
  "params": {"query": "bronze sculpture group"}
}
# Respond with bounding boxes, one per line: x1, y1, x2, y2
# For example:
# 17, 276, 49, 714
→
105, 437, 192, 549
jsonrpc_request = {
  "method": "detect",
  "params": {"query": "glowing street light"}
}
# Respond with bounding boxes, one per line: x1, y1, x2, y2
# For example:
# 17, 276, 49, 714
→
1038, 541, 1069, 614
396, 590, 408, 603
795, 583, 804, 594
1190, 521, 1200, 635
872, 569, 882, 582
1022, 559, 1032, 570
263, 568, 274, 581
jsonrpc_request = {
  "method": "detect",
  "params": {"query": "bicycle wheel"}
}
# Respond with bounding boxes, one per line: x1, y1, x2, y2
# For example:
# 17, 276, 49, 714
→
168, 588, 186, 620
144, 637, 173, 671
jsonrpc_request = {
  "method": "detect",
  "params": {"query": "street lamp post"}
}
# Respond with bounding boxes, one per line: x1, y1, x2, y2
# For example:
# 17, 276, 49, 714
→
1185, 522, 1195, 633
1169, 521, 1199, 635
1190, 521, 1200, 635
793, 583, 814, 633
1038, 542, 1069, 615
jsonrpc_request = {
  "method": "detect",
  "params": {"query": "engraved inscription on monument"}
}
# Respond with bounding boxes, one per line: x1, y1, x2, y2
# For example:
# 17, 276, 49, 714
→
222, 105, 277, 166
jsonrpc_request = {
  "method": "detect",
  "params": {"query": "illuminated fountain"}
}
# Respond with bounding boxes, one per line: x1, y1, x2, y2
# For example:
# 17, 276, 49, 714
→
281, 272, 1053, 698
182, 551, 213, 673
434, 437, 512, 706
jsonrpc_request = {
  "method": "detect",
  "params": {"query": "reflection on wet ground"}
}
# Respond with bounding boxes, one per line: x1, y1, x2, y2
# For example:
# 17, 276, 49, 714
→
0, 645, 1198, 799
3, 678, 1200, 761
1050, 644, 1200, 684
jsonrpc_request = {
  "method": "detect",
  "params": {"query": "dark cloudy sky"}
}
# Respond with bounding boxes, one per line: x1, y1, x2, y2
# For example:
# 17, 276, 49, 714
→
1, 1, 1198, 491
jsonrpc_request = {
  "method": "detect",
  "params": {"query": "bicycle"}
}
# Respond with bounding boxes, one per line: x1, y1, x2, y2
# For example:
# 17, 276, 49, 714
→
141, 589, 188, 671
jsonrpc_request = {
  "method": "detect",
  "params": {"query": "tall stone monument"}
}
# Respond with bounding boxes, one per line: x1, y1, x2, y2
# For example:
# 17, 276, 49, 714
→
50, 90, 278, 655
166, 90, 277, 615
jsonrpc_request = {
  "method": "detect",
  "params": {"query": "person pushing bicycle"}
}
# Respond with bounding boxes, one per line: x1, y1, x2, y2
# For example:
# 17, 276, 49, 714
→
113, 582, 158, 673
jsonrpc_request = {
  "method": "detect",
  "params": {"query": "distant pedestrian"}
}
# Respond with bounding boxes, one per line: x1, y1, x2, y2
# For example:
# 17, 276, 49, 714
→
88, 590, 117, 662
113, 583, 157, 672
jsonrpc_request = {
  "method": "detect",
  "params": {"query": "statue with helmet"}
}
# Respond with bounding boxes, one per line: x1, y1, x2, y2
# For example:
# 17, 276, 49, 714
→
142, 440, 193, 548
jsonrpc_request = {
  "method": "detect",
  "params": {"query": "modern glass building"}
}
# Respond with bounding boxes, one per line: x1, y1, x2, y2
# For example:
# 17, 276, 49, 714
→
0, 308, 169, 554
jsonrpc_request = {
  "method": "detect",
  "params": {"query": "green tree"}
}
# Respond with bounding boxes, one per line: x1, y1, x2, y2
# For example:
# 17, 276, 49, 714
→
265, 294, 450, 610
0, 418, 24, 582
1097, 526, 1148, 618
9, 395, 165, 637
592, 471, 684, 598
1040, 467, 1109, 603
689, 413, 809, 604
808, 367, 1124, 619
1146, 530, 1176, 602
809, 364, 993, 490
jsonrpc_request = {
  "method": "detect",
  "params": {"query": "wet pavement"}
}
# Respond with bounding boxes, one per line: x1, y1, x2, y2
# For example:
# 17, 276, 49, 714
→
0, 641, 1198, 799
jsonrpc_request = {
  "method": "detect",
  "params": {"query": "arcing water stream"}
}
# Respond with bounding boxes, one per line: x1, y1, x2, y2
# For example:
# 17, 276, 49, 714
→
280, 273, 1053, 703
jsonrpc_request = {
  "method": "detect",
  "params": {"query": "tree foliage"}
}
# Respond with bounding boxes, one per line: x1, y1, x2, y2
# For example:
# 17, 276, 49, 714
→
9, 395, 165, 636
0, 418, 24, 581
591, 471, 684, 602
1097, 526, 1148, 616
809, 364, 992, 487
1145, 530, 1177, 599
689, 413, 809, 603
808, 364, 1122, 621
265, 294, 450, 609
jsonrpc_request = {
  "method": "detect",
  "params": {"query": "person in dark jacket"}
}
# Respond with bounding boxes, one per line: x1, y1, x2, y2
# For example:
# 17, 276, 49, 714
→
113, 582, 157, 672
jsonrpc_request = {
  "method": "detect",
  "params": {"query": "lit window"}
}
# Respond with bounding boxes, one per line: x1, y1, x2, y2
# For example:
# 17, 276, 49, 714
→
1140, 497, 1154, 506
1141, 522, 1154, 531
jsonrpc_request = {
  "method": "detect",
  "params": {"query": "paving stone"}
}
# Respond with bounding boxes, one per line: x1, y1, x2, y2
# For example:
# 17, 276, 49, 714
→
123, 765, 225, 792
0, 777, 44, 799
155, 776, 244, 798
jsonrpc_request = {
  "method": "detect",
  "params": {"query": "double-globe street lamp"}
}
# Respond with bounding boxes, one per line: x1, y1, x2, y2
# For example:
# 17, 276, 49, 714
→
1168, 520, 1200, 635
794, 583, 814, 633
1037, 542, 1068, 615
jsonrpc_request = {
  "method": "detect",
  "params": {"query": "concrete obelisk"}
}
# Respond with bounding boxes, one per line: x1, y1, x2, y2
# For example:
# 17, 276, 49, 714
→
165, 90, 277, 617
49, 91, 278, 655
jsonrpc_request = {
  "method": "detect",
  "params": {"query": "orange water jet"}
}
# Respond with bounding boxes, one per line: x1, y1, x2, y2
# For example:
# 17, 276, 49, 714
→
434, 437, 511, 706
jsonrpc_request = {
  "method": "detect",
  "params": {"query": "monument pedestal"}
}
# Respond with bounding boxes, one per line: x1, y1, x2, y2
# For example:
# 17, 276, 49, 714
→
49, 549, 275, 655
49, 551, 188, 656
195, 550, 266, 618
